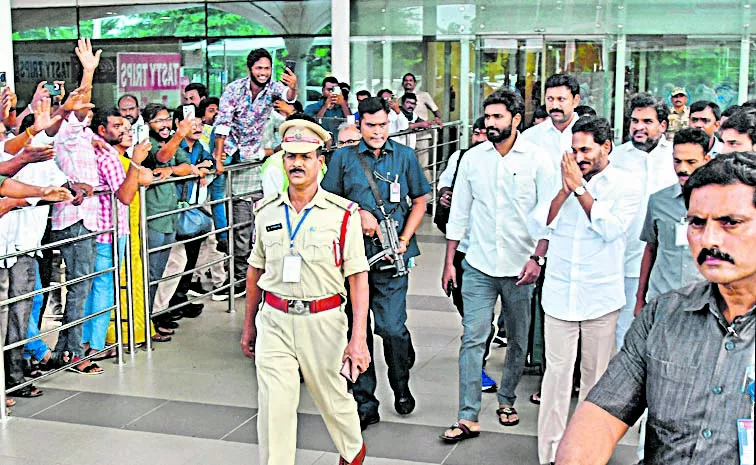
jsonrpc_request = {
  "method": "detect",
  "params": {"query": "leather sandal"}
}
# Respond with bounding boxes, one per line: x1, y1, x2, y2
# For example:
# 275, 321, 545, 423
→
439, 422, 480, 443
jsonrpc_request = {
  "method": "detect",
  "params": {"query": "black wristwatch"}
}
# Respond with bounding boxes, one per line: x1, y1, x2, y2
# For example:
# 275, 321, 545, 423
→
530, 255, 546, 267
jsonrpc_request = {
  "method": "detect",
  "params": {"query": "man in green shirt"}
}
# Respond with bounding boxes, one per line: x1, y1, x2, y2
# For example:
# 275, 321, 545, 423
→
140, 103, 198, 337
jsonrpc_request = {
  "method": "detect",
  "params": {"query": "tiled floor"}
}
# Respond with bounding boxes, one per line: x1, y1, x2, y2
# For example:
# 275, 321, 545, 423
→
2, 222, 639, 464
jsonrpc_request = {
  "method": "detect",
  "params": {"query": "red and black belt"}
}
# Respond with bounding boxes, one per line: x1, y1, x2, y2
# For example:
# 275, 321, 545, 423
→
264, 293, 342, 314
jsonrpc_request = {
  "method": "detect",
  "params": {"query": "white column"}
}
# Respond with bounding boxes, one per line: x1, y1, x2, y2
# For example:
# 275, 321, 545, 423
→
459, 38, 471, 149
739, 35, 751, 104
613, 34, 627, 143
382, 40, 393, 91
0, 0, 15, 88
331, 0, 350, 83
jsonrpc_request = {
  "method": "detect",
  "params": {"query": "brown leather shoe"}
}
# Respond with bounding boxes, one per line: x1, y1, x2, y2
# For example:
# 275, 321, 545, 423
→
339, 444, 366, 465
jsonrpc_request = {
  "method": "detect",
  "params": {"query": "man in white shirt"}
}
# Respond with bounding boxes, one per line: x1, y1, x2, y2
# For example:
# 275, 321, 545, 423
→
611, 93, 678, 349
440, 89, 555, 442
530, 117, 642, 465
522, 74, 582, 172
688, 100, 724, 156
401, 74, 441, 182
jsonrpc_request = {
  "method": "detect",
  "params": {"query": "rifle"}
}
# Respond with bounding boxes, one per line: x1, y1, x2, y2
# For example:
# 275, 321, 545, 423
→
357, 155, 409, 277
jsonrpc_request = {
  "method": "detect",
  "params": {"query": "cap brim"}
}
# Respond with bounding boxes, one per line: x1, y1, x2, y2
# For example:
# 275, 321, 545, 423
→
281, 141, 322, 154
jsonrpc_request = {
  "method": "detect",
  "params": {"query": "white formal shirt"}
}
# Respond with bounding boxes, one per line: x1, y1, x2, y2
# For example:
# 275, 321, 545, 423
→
522, 114, 580, 172
611, 138, 677, 277
530, 164, 642, 321
446, 135, 557, 277
389, 111, 413, 148
0, 140, 68, 268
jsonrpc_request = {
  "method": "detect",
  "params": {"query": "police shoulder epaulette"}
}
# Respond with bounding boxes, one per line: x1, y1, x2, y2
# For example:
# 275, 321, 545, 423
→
253, 192, 281, 213
324, 192, 358, 212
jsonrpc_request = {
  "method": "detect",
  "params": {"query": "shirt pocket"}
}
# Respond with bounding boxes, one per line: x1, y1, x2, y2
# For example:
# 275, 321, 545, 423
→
646, 354, 697, 433
513, 172, 537, 208
262, 234, 286, 262
301, 231, 338, 264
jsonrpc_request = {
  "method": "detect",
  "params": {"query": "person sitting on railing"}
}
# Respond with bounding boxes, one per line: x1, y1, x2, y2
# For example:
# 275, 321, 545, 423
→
141, 103, 198, 341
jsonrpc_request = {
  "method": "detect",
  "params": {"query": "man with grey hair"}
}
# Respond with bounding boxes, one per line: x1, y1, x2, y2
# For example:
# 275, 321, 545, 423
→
337, 122, 361, 148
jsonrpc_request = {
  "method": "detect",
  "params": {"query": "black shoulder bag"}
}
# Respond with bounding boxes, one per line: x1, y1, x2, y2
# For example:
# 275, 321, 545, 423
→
433, 148, 469, 234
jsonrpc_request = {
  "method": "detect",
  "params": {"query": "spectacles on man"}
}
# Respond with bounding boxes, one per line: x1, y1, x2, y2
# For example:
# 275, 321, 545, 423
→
150, 117, 172, 125
337, 139, 360, 147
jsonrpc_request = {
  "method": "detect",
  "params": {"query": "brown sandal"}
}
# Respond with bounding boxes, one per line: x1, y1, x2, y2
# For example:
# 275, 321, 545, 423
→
497, 406, 520, 426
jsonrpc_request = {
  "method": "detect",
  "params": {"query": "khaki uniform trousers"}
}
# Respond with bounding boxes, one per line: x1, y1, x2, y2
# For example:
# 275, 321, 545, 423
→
255, 302, 363, 465
537, 310, 619, 464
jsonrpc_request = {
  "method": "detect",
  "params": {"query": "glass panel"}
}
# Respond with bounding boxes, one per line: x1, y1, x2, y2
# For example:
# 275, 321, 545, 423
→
12, 41, 78, 108
349, 39, 424, 100
626, 37, 742, 110
79, 4, 206, 39
208, 1, 331, 37
351, 0, 423, 37
11, 8, 78, 41
206, 37, 332, 107
545, 39, 615, 120
475, 38, 544, 126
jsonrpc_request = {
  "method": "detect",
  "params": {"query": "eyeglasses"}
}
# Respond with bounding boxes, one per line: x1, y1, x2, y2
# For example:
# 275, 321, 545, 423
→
150, 117, 172, 125
337, 139, 360, 147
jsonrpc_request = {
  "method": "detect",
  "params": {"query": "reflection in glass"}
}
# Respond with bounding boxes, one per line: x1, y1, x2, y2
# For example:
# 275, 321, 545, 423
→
11, 8, 78, 41
79, 4, 206, 39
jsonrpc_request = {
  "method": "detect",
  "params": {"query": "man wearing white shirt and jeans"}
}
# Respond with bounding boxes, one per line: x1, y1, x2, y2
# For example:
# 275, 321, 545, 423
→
522, 74, 582, 172
530, 117, 642, 465
440, 89, 555, 441
611, 93, 677, 349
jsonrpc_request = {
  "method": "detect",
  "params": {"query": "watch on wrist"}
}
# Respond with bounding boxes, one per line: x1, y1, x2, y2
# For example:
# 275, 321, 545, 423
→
530, 255, 546, 267
573, 185, 587, 197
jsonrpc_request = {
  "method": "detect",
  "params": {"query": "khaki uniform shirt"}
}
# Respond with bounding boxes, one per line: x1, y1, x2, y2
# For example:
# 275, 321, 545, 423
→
666, 106, 689, 140
248, 187, 368, 300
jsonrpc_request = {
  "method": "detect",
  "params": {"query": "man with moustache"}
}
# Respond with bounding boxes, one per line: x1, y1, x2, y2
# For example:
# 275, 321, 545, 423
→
557, 152, 756, 465
611, 93, 678, 349
141, 103, 199, 335
440, 89, 555, 442
630, 126, 711, 463
322, 97, 430, 430
213, 48, 297, 300
522, 74, 582, 172
118, 94, 148, 147
241, 116, 369, 465
400, 74, 441, 181
688, 100, 723, 156
720, 108, 756, 154
666, 87, 689, 140
529, 117, 642, 464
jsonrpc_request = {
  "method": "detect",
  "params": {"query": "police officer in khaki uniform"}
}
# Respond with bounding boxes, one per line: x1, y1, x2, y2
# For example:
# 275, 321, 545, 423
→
667, 86, 689, 141
241, 115, 370, 465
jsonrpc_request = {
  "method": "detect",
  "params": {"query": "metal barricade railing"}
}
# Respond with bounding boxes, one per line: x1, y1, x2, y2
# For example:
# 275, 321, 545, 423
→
1, 190, 122, 421
138, 161, 263, 354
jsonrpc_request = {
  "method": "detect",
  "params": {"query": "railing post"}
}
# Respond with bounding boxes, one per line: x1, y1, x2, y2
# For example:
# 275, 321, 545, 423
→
431, 127, 439, 218
111, 192, 124, 366
139, 185, 152, 353
1, 338, 7, 421
124, 231, 136, 356
226, 169, 236, 314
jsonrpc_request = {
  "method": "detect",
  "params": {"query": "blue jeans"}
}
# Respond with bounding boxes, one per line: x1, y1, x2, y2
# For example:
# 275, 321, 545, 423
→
24, 262, 48, 361
458, 259, 532, 421
82, 237, 126, 351
146, 229, 176, 313
51, 221, 97, 359
209, 174, 228, 241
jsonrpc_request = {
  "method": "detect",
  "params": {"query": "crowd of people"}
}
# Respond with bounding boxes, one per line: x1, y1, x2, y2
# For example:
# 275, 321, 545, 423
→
1, 38, 755, 465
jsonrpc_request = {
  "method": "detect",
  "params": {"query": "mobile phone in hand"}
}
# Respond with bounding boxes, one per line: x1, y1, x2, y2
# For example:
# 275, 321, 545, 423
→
284, 59, 296, 73
445, 279, 455, 297
182, 104, 195, 120
43, 82, 61, 97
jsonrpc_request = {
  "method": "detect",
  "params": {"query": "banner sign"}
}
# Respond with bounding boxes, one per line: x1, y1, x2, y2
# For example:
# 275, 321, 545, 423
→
117, 53, 181, 92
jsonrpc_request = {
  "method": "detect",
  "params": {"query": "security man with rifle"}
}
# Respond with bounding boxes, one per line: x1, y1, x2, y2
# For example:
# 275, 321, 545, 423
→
322, 96, 431, 430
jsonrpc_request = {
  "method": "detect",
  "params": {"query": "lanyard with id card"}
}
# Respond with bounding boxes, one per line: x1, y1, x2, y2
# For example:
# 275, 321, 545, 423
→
675, 216, 689, 247
737, 358, 755, 465
282, 204, 311, 283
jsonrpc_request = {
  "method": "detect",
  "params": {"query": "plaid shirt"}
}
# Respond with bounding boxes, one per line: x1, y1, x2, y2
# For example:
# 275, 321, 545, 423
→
53, 115, 100, 234
93, 134, 129, 243
215, 76, 289, 196
53, 116, 129, 242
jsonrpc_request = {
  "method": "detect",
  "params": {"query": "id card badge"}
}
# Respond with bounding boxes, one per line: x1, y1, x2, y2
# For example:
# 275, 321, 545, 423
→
738, 419, 754, 465
675, 219, 689, 247
282, 253, 302, 283
390, 181, 401, 203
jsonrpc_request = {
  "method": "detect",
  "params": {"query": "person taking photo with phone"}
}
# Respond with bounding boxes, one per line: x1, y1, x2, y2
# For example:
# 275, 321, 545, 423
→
241, 115, 369, 465
305, 76, 352, 140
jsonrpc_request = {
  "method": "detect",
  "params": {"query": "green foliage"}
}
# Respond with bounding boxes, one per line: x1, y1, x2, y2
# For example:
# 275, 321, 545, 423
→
207, 9, 273, 36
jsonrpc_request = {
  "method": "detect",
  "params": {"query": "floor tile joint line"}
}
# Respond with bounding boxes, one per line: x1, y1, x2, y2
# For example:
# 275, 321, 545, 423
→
29, 391, 83, 418
219, 412, 258, 441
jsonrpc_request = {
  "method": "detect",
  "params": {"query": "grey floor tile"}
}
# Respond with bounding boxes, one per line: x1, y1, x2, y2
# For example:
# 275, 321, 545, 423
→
294, 413, 339, 453
407, 294, 458, 313
124, 400, 257, 439
362, 420, 457, 464
416, 234, 447, 244
222, 413, 258, 443
443, 432, 637, 465
0, 455, 62, 465
33, 391, 166, 428
8, 388, 80, 418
